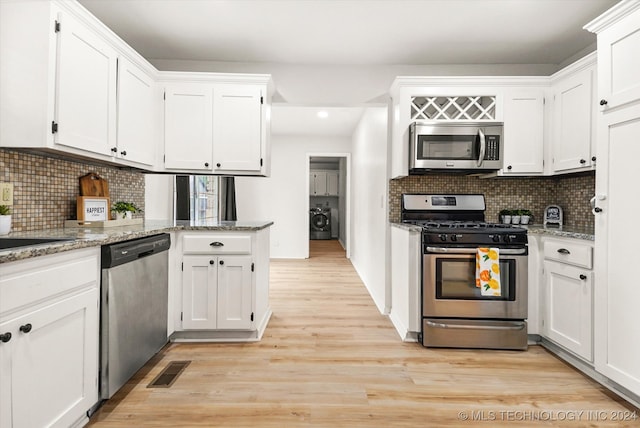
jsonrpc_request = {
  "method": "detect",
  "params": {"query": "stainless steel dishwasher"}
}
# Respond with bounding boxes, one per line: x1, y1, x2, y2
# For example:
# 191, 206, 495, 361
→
100, 233, 171, 399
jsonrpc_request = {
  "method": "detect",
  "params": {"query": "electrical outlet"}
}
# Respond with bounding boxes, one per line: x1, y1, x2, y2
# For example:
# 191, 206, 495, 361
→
0, 183, 14, 205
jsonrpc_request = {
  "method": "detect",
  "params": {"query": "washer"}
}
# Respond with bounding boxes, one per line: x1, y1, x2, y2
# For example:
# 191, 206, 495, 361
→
310, 207, 331, 240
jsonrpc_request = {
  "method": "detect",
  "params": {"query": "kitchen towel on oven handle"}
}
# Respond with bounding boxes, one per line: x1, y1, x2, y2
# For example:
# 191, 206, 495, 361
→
476, 248, 501, 296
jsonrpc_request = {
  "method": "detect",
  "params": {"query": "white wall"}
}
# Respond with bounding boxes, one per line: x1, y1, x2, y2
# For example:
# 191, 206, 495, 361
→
349, 107, 388, 313
235, 135, 351, 258
145, 174, 174, 221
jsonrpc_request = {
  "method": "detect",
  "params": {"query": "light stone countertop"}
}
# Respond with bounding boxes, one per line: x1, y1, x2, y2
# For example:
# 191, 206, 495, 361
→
0, 220, 274, 264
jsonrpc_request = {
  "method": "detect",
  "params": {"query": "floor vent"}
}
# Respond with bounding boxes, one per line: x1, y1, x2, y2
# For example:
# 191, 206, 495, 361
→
147, 361, 191, 388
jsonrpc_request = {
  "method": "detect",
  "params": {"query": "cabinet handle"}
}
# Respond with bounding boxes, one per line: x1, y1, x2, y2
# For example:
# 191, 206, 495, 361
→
210, 242, 224, 247
204, 162, 209, 167
219, 260, 224, 265
507, 165, 512, 170
579, 274, 587, 280
0, 332, 11, 343
594, 207, 603, 213
216, 163, 221, 168
599, 99, 608, 106
19, 323, 32, 333
591, 156, 596, 162
209, 260, 215, 265
110, 147, 117, 153
580, 159, 586, 164
557, 248, 571, 255
120, 150, 127, 156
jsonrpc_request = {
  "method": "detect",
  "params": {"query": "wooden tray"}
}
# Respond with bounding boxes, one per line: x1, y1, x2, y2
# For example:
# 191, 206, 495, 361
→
64, 218, 143, 229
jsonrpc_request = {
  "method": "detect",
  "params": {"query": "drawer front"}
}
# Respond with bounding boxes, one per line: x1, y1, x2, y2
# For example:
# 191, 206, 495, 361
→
543, 239, 593, 269
183, 235, 251, 255
0, 248, 99, 316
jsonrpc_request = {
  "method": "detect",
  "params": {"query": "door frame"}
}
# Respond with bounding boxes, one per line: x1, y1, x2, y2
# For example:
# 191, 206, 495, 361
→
306, 153, 351, 259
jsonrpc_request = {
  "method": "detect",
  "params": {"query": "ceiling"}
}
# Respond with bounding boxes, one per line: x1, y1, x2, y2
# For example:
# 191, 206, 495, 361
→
78, 0, 618, 136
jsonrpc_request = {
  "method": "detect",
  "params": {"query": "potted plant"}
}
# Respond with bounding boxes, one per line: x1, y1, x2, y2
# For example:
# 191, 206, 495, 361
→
112, 201, 142, 220
499, 209, 513, 224
0, 205, 11, 235
518, 209, 533, 225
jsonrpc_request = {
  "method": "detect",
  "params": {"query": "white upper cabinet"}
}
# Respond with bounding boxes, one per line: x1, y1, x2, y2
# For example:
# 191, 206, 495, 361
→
550, 60, 596, 174
501, 90, 545, 175
164, 84, 214, 171
116, 58, 158, 167
54, 7, 118, 157
586, 4, 640, 111
213, 84, 264, 173
161, 76, 272, 176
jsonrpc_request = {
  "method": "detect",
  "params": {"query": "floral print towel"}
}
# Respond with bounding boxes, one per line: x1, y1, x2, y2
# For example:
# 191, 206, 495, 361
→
476, 248, 501, 296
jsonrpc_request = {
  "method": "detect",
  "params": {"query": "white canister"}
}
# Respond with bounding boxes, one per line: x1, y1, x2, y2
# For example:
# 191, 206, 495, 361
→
0, 215, 11, 235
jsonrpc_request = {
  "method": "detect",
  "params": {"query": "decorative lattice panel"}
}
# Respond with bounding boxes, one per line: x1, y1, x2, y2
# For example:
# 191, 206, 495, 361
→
411, 96, 496, 121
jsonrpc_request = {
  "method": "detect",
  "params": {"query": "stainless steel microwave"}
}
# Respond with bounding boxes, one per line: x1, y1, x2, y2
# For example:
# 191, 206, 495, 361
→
409, 121, 504, 173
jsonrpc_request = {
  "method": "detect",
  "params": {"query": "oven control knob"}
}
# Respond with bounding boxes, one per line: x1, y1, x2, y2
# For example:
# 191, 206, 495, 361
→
503, 235, 511, 243
450, 235, 457, 242
492, 235, 501, 243
439, 234, 447, 242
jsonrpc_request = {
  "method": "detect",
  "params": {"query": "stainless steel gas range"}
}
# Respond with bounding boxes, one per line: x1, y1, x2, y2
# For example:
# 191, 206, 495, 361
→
401, 194, 528, 350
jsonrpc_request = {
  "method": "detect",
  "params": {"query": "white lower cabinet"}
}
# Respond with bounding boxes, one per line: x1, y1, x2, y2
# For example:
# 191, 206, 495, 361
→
174, 229, 271, 340
0, 248, 99, 428
182, 254, 252, 330
540, 237, 594, 363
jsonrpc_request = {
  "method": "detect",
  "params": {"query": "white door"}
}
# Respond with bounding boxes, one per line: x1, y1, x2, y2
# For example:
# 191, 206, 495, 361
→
212, 84, 263, 172
182, 256, 217, 329
117, 58, 157, 166
597, 8, 640, 110
164, 84, 213, 171
54, 9, 117, 156
544, 261, 592, 361
594, 103, 640, 395
501, 91, 544, 174
1, 290, 98, 428
217, 256, 253, 330
552, 68, 594, 172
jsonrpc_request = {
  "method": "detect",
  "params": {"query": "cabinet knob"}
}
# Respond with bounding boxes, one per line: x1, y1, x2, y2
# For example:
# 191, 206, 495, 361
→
216, 163, 221, 168
19, 324, 32, 334
594, 207, 603, 213
110, 147, 117, 153
579, 274, 587, 280
209, 260, 215, 265
507, 165, 512, 170
580, 159, 586, 164
599, 99, 608, 106
204, 162, 209, 167
0, 332, 11, 343
219, 260, 224, 265
120, 150, 127, 156
591, 156, 596, 162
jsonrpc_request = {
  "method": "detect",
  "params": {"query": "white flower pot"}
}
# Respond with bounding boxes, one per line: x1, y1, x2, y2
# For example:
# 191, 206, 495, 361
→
115, 211, 132, 220
501, 215, 512, 224
0, 215, 11, 235
520, 215, 531, 225
511, 215, 521, 225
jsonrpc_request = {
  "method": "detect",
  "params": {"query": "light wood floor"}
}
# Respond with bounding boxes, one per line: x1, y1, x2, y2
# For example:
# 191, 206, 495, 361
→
88, 239, 638, 427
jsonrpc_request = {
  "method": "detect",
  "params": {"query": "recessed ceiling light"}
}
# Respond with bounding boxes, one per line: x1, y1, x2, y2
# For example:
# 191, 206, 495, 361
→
317, 111, 329, 119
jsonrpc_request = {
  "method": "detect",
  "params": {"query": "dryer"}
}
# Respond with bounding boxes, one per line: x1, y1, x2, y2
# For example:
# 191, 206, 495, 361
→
310, 207, 331, 240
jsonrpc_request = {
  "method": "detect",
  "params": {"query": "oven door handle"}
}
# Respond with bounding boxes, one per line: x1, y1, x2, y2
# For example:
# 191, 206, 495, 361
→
425, 246, 527, 255
426, 320, 526, 331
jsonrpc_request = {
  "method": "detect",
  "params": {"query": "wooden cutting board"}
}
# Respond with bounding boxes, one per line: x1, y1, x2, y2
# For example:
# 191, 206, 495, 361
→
79, 172, 109, 198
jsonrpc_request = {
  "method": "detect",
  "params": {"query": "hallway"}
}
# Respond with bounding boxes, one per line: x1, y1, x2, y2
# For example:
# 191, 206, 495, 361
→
88, 241, 636, 427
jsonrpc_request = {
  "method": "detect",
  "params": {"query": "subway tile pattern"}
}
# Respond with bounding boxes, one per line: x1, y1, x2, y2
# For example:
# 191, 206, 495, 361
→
0, 149, 145, 232
389, 172, 595, 231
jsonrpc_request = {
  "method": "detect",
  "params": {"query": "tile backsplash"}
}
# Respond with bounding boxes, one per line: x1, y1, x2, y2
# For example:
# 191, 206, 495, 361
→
0, 149, 145, 232
389, 171, 595, 231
